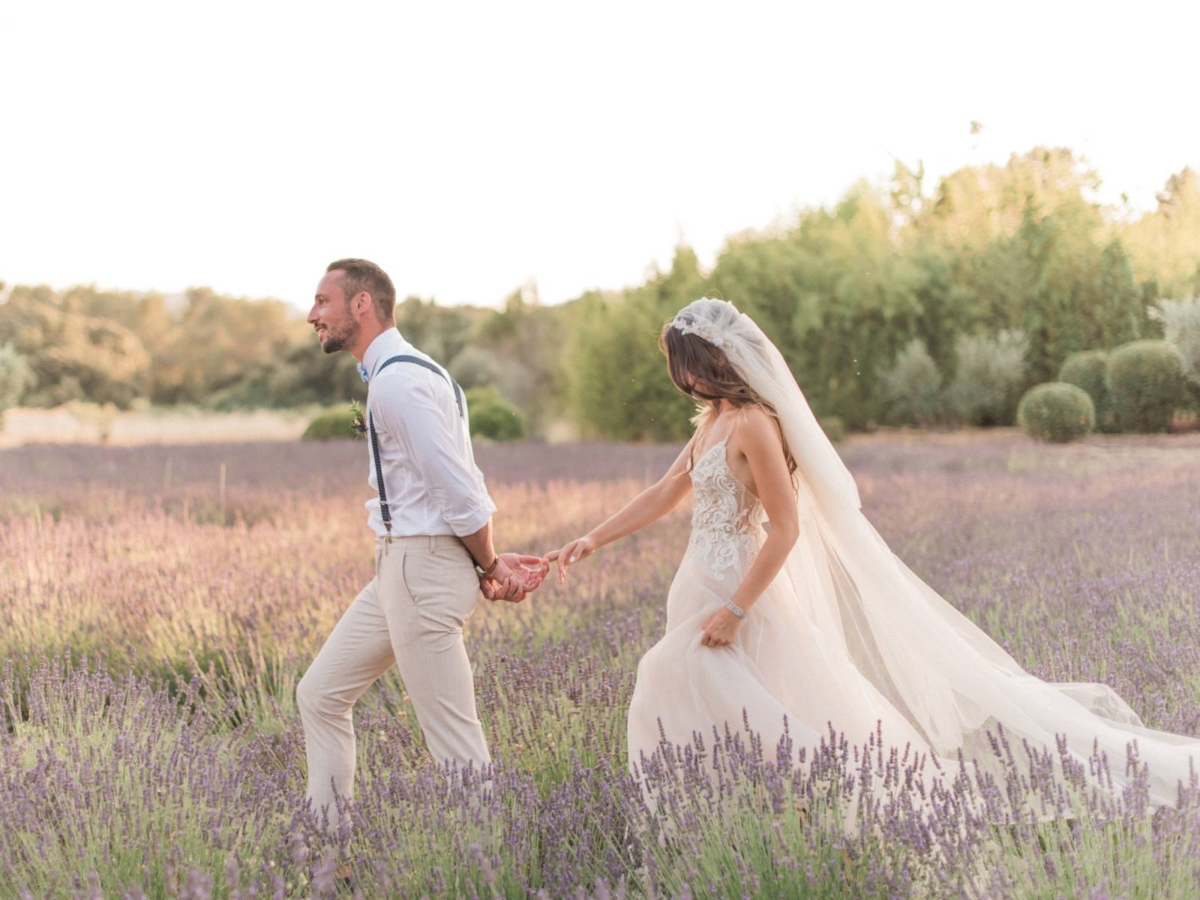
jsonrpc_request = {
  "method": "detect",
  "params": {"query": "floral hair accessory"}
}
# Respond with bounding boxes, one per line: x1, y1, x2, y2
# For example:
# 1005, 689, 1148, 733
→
671, 315, 726, 347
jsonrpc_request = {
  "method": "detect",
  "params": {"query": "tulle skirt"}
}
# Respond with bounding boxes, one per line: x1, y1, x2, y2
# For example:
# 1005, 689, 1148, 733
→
627, 526, 1200, 831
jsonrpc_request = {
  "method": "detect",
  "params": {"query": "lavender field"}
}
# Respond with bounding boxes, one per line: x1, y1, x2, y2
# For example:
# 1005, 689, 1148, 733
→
3, 430, 1200, 899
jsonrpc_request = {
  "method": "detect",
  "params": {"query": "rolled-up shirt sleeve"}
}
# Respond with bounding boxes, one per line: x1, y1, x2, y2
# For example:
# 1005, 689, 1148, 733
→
375, 371, 496, 536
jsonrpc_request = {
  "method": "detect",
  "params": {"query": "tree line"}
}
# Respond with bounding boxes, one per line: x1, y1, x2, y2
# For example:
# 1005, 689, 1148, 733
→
1, 147, 1197, 439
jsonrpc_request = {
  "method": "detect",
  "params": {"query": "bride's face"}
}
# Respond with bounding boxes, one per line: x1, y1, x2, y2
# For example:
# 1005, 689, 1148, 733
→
681, 371, 711, 397
668, 351, 719, 399
662, 325, 736, 404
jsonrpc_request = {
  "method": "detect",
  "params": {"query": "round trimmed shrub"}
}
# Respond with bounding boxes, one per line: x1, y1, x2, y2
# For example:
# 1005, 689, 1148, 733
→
466, 386, 526, 441
1106, 340, 1185, 433
302, 406, 362, 441
1059, 350, 1118, 433
1017, 382, 1095, 443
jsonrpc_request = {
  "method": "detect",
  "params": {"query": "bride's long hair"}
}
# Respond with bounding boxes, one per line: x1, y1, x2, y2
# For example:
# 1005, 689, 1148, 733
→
659, 322, 797, 478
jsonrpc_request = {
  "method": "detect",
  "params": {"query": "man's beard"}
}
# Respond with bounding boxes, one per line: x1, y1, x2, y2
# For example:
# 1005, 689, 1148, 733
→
321, 319, 360, 354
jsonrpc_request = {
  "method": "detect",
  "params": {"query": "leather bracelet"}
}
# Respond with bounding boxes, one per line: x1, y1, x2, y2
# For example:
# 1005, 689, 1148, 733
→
725, 598, 747, 619
475, 555, 500, 578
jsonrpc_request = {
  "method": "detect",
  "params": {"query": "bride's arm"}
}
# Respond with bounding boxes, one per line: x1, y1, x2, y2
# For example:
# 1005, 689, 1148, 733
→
700, 408, 800, 647
546, 438, 696, 583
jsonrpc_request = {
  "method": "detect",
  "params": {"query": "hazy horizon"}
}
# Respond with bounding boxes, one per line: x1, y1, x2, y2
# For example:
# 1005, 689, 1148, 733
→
2, 0, 1195, 311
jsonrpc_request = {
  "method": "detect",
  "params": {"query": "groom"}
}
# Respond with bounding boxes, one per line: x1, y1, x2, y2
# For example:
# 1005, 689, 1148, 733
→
297, 258, 546, 832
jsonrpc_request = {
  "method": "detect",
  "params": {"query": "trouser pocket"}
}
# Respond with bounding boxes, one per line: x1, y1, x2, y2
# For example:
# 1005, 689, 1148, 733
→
401, 546, 480, 619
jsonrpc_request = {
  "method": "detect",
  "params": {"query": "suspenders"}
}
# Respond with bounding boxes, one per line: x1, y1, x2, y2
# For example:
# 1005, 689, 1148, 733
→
366, 355, 466, 536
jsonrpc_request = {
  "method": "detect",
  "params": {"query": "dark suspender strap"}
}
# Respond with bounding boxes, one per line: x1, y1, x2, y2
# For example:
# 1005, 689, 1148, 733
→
366, 354, 467, 535
377, 354, 465, 419
368, 411, 392, 534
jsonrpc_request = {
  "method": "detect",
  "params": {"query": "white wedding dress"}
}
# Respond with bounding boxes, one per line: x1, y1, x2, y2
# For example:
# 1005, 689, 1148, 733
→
627, 435, 945, 805
629, 298, 1200, 831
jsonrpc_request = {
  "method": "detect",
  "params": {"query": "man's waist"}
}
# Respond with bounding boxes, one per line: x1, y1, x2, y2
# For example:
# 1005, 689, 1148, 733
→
374, 533, 465, 551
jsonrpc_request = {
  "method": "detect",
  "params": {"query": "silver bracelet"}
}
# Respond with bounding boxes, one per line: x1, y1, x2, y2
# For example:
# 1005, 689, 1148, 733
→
725, 599, 747, 619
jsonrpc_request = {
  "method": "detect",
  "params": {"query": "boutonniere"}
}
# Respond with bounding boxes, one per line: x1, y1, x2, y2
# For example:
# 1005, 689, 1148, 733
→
349, 401, 367, 438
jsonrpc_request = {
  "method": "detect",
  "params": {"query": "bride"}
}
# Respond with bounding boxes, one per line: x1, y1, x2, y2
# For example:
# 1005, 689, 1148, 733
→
546, 297, 1200, 825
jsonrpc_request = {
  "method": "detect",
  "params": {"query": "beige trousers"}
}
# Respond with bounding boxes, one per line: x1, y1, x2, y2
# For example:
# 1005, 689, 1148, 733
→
296, 534, 490, 829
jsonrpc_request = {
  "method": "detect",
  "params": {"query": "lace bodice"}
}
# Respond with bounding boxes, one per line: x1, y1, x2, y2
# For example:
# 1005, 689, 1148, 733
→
687, 437, 765, 580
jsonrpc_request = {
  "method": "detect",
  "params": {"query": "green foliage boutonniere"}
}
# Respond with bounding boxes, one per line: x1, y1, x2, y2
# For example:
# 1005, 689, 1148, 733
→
350, 401, 367, 438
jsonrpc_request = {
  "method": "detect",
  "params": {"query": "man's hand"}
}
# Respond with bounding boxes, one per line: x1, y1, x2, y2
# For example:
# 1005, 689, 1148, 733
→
480, 553, 549, 603
544, 535, 597, 585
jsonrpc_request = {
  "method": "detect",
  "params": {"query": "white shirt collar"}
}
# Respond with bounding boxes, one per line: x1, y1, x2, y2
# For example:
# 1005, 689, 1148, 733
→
360, 328, 406, 382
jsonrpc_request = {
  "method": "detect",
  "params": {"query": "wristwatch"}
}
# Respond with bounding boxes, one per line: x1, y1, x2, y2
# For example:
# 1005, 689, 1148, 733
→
475, 555, 500, 578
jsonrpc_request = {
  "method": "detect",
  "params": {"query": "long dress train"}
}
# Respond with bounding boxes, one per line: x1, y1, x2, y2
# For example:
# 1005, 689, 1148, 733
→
627, 435, 1200, 830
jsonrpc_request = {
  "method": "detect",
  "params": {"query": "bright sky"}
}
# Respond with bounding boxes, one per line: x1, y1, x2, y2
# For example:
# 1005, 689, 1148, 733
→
1, 1, 1196, 311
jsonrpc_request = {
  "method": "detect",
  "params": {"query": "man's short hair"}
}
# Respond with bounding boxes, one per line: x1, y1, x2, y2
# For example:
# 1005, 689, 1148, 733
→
326, 258, 396, 324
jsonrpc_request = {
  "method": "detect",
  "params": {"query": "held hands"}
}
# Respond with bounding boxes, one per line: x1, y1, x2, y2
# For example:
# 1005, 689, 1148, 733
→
480, 552, 550, 603
542, 534, 740, 650
543, 534, 598, 585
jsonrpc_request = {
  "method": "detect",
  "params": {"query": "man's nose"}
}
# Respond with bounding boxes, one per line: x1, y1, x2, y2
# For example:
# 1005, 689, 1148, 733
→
306, 305, 318, 324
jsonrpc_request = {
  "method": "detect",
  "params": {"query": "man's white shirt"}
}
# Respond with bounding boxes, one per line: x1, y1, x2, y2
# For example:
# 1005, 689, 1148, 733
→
362, 328, 496, 538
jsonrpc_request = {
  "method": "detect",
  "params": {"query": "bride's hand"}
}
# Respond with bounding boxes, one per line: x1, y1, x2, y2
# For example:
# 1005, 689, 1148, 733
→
700, 607, 742, 648
544, 535, 597, 585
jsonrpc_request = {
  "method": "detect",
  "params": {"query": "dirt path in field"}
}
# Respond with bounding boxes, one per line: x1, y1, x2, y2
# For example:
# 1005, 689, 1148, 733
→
842, 426, 1200, 474
0, 407, 312, 446
4, 410, 1198, 481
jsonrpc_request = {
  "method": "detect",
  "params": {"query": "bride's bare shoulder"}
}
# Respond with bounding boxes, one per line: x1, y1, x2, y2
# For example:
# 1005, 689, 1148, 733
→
731, 405, 785, 454
735, 404, 779, 433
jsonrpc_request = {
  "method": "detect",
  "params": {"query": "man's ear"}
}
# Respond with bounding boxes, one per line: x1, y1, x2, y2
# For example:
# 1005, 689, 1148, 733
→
352, 291, 372, 319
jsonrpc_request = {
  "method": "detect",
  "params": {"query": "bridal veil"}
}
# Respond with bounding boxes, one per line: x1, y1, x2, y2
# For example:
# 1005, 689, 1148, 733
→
670, 297, 1200, 813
